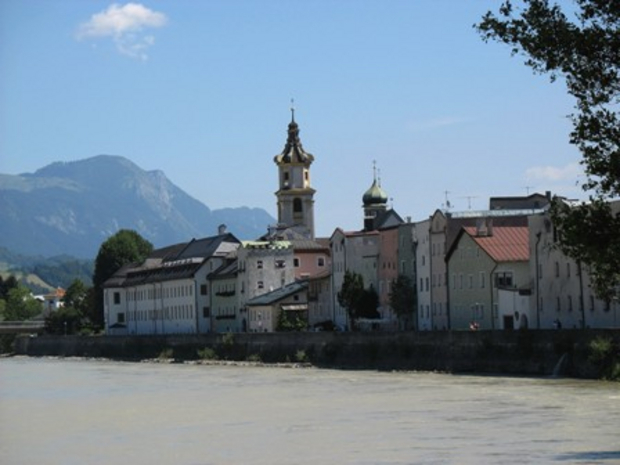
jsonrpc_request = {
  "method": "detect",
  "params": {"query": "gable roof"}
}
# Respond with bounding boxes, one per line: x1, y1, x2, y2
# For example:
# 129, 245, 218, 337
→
169, 233, 240, 262
246, 281, 308, 306
463, 226, 530, 262
103, 233, 240, 288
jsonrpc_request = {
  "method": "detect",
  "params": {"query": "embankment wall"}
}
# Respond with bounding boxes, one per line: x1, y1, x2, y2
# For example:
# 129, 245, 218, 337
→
13, 329, 619, 378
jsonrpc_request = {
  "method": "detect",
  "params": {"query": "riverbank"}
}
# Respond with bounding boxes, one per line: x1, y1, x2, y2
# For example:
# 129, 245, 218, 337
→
12, 329, 620, 379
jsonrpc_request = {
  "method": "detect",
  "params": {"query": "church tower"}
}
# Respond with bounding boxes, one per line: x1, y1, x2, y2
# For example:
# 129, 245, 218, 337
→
273, 108, 316, 239
362, 162, 389, 231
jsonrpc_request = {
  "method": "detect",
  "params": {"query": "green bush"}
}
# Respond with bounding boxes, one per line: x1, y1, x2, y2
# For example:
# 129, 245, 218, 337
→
247, 353, 262, 362
158, 348, 174, 360
197, 347, 217, 360
589, 336, 619, 381
295, 349, 308, 363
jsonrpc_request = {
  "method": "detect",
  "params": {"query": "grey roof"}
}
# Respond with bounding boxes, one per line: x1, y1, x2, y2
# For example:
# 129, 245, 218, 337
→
290, 239, 330, 251
209, 259, 238, 280
169, 233, 240, 262
103, 263, 137, 288
273, 116, 314, 165
122, 260, 203, 287
246, 281, 308, 306
103, 232, 240, 288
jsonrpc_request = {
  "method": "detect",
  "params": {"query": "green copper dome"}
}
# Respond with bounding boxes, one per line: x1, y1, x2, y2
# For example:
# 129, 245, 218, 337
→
363, 178, 388, 206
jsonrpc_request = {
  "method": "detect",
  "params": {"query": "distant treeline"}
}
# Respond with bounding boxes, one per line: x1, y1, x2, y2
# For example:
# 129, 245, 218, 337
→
0, 247, 93, 291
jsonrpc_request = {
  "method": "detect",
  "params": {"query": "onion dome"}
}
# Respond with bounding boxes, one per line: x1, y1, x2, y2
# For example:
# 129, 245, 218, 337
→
363, 178, 388, 206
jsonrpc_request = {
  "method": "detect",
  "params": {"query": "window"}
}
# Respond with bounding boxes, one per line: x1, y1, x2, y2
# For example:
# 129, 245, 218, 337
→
113, 292, 121, 305
293, 258, 300, 267
317, 257, 325, 267
200, 284, 207, 295
468, 274, 473, 289
275, 259, 286, 269
566, 263, 571, 277
117, 312, 125, 323
293, 198, 303, 213
257, 260, 263, 269
494, 272, 514, 288
568, 295, 573, 312
257, 281, 264, 290
480, 272, 485, 289
555, 261, 560, 278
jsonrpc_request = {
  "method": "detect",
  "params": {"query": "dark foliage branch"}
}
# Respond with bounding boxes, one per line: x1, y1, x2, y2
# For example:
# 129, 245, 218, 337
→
477, 0, 620, 298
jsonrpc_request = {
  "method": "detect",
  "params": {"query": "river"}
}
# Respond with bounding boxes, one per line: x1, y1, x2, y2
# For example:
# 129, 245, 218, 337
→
0, 357, 618, 464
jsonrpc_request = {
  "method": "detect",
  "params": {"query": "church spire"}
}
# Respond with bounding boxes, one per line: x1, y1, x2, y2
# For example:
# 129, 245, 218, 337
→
273, 106, 316, 239
291, 98, 295, 123
274, 104, 314, 165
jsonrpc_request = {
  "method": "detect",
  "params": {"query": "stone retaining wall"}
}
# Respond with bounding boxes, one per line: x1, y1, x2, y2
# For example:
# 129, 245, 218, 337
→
13, 329, 619, 378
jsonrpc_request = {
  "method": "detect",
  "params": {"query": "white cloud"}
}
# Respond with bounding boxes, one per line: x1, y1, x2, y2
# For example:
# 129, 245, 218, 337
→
76, 3, 167, 60
525, 162, 582, 182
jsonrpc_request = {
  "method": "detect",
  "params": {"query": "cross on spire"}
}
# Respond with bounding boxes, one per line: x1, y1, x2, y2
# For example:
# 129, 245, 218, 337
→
290, 98, 295, 123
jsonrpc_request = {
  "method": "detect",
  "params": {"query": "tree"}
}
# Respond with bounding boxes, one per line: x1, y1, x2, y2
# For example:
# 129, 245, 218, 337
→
63, 279, 89, 311
276, 309, 307, 332
0, 275, 19, 300
3, 285, 42, 321
358, 285, 380, 320
337, 271, 380, 329
45, 279, 92, 335
389, 275, 417, 330
92, 230, 153, 330
477, 0, 620, 298
337, 270, 364, 330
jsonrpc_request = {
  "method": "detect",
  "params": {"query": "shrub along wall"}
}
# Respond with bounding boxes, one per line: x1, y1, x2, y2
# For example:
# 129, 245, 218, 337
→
13, 329, 619, 379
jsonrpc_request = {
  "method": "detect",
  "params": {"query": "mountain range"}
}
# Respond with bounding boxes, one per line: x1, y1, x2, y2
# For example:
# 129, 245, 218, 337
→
0, 155, 275, 258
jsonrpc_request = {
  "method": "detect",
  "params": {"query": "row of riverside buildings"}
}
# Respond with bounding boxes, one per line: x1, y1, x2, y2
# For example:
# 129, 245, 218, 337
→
104, 112, 620, 335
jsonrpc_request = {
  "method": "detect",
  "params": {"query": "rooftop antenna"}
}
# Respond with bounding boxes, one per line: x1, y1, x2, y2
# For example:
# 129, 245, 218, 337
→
524, 186, 533, 195
461, 195, 478, 210
443, 190, 452, 210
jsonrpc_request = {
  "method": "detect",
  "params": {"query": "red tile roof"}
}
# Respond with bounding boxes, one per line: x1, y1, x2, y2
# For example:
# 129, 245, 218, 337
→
464, 226, 529, 262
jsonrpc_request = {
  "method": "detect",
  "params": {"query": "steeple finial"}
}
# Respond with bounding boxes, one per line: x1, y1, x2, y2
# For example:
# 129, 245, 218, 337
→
290, 98, 295, 123
372, 160, 377, 182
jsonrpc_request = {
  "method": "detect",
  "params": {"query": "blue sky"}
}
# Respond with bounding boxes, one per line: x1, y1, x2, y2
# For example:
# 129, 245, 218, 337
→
0, 1, 585, 237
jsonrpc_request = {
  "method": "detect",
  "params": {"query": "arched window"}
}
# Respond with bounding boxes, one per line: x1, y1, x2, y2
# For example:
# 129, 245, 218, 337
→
293, 198, 303, 213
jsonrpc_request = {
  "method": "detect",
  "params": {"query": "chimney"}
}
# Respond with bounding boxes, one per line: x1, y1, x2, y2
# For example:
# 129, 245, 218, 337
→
218, 224, 227, 235
476, 218, 493, 237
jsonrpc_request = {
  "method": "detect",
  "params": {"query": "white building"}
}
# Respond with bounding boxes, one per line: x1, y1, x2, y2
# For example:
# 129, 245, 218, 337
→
104, 233, 240, 335
528, 203, 620, 329
413, 219, 432, 331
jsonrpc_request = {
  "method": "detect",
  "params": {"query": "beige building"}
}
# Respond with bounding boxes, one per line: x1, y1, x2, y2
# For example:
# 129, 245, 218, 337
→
528, 203, 620, 329
247, 281, 308, 332
447, 224, 530, 330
